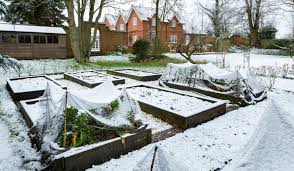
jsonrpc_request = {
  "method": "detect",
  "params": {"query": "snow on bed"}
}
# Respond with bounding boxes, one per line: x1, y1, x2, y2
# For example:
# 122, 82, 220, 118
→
126, 86, 212, 117
88, 92, 275, 171
116, 69, 159, 77
67, 71, 118, 84
8, 77, 62, 93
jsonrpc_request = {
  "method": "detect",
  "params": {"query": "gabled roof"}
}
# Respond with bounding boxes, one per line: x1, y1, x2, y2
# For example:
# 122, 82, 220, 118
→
126, 6, 154, 22
126, 6, 184, 24
104, 14, 118, 27
116, 10, 129, 24
0, 23, 66, 34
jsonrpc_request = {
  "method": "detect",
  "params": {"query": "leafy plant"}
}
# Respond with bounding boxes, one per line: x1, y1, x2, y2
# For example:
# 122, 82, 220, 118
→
59, 107, 96, 148
132, 39, 151, 63
110, 99, 119, 111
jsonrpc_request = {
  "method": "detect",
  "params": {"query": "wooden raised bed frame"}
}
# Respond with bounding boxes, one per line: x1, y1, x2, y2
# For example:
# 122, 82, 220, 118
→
6, 75, 66, 101
125, 85, 226, 129
64, 70, 125, 88
160, 81, 248, 106
107, 69, 162, 81
18, 98, 152, 171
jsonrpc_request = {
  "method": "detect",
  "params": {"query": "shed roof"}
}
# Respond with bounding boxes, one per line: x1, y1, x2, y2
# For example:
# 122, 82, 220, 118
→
0, 23, 66, 34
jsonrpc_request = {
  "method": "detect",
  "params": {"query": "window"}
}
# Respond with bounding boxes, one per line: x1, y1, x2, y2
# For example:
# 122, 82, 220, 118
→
132, 17, 137, 25
120, 24, 125, 31
170, 35, 177, 43
47, 35, 58, 44
152, 18, 156, 27
171, 19, 176, 28
185, 35, 190, 45
91, 28, 100, 51
1, 34, 16, 43
34, 35, 46, 44
132, 35, 137, 44
18, 35, 31, 43
151, 31, 156, 41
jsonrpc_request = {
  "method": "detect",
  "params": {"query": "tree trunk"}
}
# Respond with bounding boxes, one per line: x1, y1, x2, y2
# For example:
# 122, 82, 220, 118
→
250, 28, 259, 47
154, 0, 161, 57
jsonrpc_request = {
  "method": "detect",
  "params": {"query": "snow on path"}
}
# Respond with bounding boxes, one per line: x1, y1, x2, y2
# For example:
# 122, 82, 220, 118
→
224, 92, 294, 171
0, 123, 13, 160
88, 95, 271, 171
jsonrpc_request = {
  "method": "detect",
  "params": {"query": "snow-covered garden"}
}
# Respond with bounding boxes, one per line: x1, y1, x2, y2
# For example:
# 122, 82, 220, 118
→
1, 52, 294, 171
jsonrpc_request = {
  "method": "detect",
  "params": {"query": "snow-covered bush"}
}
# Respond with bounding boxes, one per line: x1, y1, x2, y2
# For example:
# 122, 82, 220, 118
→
0, 54, 23, 72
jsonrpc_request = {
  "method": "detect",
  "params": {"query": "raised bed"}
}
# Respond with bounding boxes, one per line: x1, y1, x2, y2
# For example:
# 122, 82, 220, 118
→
160, 81, 255, 106
18, 98, 152, 171
64, 71, 125, 88
125, 85, 226, 129
107, 69, 162, 81
6, 75, 66, 101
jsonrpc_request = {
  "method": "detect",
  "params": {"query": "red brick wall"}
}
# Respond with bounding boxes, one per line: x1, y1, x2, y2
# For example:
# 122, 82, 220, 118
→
127, 12, 184, 51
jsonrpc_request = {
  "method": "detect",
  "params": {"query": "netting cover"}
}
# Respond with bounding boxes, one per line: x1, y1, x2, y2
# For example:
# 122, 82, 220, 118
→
160, 62, 267, 105
133, 146, 187, 171
34, 79, 143, 152
223, 100, 294, 171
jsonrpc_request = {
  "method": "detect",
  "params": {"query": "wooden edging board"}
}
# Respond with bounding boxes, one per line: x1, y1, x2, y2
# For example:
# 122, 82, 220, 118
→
51, 128, 151, 171
64, 70, 125, 88
18, 98, 152, 171
160, 81, 248, 106
123, 84, 226, 129
107, 69, 162, 81
6, 75, 67, 101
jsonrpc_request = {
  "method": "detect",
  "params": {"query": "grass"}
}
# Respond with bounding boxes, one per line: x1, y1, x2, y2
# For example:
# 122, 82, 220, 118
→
89, 57, 207, 68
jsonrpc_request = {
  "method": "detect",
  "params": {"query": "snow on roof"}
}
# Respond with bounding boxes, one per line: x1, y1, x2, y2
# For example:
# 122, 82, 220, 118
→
126, 6, 183, 24
131, 6, 154, 21
0, 23, 66, 34
105, 14, 118, 27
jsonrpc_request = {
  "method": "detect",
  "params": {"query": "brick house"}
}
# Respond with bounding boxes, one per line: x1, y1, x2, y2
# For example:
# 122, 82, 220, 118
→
115, 12, 127, 32
124, 6, 184, 50
103, 14, 118, 31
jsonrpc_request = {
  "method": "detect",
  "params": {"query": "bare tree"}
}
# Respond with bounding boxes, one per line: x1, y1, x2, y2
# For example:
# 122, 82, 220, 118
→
176, 36, 207, 64
153, 0, 183, 56
199, 0, 236, 38
65, 0, 124, 62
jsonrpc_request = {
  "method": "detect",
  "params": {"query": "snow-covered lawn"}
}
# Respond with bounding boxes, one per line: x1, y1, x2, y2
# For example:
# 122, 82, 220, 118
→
166, 52, 293, 69
0, 54, 294, 170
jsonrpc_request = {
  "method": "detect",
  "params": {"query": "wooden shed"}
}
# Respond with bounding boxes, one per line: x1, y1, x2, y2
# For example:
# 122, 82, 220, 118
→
0, 23, 67, 59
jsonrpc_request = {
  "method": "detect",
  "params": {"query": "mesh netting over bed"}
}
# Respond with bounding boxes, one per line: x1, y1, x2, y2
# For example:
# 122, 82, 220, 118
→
133, 146, 187, 171
34, 80, 143, 152
160, 63, 267, 105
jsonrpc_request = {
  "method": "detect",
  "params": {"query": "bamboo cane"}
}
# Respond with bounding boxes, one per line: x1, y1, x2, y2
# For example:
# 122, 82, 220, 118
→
63, 91, 68, 147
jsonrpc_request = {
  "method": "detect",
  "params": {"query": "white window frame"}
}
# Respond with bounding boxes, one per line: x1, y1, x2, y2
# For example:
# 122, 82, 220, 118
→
151, 31, 156, 41
120, 24, 124, 31
185, 35, 190, 45
91, 28, 100, 51
151, 18, 156, 27
171, 19, 176, 28
133, 35, 138, 44
170, 35, 177, 43
133, 17, 137, 25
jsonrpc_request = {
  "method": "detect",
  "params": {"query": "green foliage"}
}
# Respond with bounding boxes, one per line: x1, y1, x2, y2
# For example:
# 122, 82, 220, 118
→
115, 45, 128, 54
260, 25, 278, 39
261, 39, 294, 49
110, 100, 119, 111
132, 39, 151, 62
59, 107, 96, 148
5, 0, 66, 26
